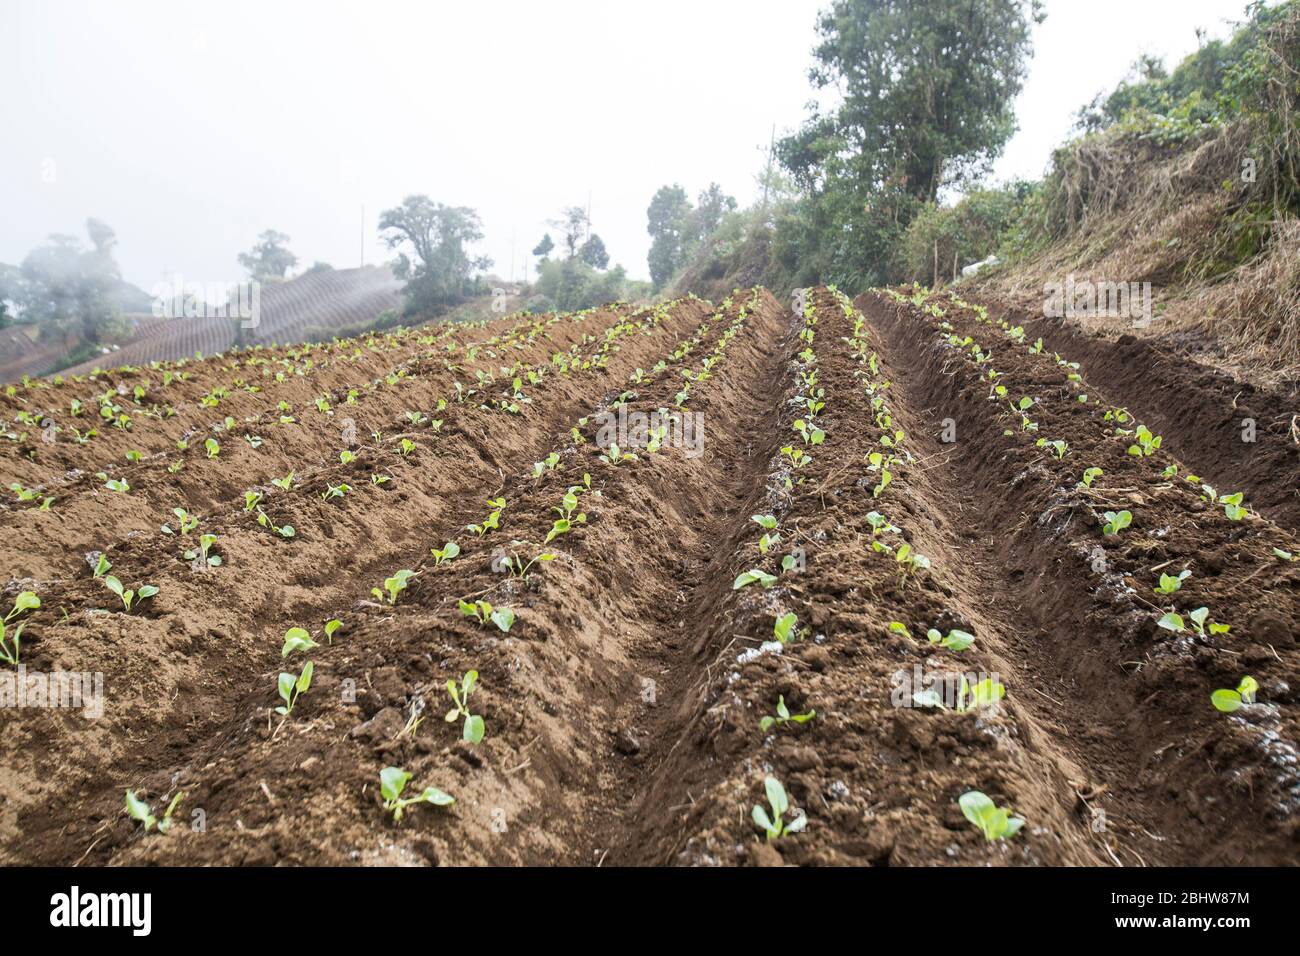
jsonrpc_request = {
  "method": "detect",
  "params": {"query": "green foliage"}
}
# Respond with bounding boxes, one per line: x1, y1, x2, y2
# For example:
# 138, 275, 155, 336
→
1211, 676, 1258, 713
275, 661, 313, 715
124, 789, 185, 834
445, 670, 485, 744
959, 790, 1024, 841
752, 775, 806, 841
103, 576, 158, 612
0, 591, 40, 666
760, 694, 816, 732
378, 196, 491, 316
379, 767, 454, 822
458, 599, 514, 632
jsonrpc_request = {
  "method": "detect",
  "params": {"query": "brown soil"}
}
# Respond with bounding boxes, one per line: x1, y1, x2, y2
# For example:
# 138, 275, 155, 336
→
1, 287, 1296, 866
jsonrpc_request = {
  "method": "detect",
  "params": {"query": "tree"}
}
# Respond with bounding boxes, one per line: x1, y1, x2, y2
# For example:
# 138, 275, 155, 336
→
378, 195, 491, 316
646, 184, 693, 289
16, 225, 120, 345
692, 184, 737, 238
238, 230, 297, 281
532, 233, 555, 261
550, 206, 590, 259
578, 234, 609, 269
780, 0, 1042, 203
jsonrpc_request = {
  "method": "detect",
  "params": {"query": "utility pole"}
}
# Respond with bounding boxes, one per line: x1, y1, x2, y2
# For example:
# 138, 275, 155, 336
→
761, 124, 775, 215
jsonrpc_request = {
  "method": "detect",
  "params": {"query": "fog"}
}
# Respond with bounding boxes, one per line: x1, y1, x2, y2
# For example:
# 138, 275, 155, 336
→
2, 0, 1250, 290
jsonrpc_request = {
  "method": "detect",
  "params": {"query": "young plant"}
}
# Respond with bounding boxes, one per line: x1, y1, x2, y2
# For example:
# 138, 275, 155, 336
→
1127, 425, 1161, 457
759, 694, 815, 731
752, 515, 780, 554
458, 599, 514, 632
373, 569, 415, 605
103, 576, 159, 612
1079, 467, 1103, 488
599, 441, 637, 466
324, 619, 342, 644
161, 507, 199, 535
1157, 606, 1230, 638
281, 626, 319, 657
927, 627, 974, 651
751, 776, 806, 842
773, 612, 799, 645
445, 669, 485, 744
275, 661, 314, 715
92, 553, 112, 578
959, 791, 1024, 842
1153, 570, 1191, 595
255, 509, 295, 538
204, 437, 220, 459
321, 482, 351, 501
183, 533, 221, 568
430, 541, 461, 566
1211, 676, 1258, 714
271, 470, 295, 491
504, 550, 556, 581
0, 591, 39, 666
1101, 509, 1132, 536
379, 767, 454, 822
124, 789, 185, 834
733, 568, 778, 590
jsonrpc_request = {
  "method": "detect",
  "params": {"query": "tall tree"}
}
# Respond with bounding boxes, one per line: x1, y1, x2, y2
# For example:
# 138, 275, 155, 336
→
531, 233, 555, 261
550, 206, 590, 259
378, 195, 491, 315
646, 184, 693, 289
780, 0, 1043, 202
578, 234, 609, 270
238, 230, 297, 281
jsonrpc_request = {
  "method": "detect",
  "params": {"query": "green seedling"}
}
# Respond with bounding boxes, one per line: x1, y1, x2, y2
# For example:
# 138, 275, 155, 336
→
1157, 606, 1230, 638
161, 507, 199, 535
504, 550, 556, 581
1102, 509, 1132, 536
0, 591, 39, 665
959, 791, 1024, 841
759, 694, 815, 731
1154, 570, 1191, 595
244, 490, 263, 512
271, 470, 295, 491
103, 576, 158, 612
599, 442, 637, 466
379, 767, 454, 822
1211, 676, 1258, 714
792, 419, 825, 446
93, 553, 112, 578
124, 789, 185, 834
445, 670, 485, 744
752, 776, 806, 841
321, 482, 351, 501
430, 542, 461, 566
1127, 425, 1161, 457
1079, 467, 1104, 488
927, 627, 974, 651
183, 533, 221, 568
458, 599, 514, 632
275, 661, 313, 715
1273, 547, 1296, 562
955, 677, 1005, 713
103, 477, 130, 493
773, 612, 799, 644
373, 569, 415, 604
324, 619, 342, 644
204, 437, 220, 459
734, 568, 778, 590
339, 449, 357, 465
399, 438, 417, 456
371, 473, 392, 486
281, 626, 319, 657
255, 509, 295, 538
1218, 492, 1247, 521
752, 515, 780, 553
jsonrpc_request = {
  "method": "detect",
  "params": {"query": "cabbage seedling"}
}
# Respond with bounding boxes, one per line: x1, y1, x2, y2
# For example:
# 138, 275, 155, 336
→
374, 569, 415, 604
458, 599, 514, 632
734, 568, 777, 590
103, 477, 129, 493
1127, 425, 1161, 457
124, 789, 185, 834
161, 507, 199, 535
93, 553, 111, 578
183, 533, 221, 568
324, 619, 342, 644
1157, 606, 1229, 637
1211, 676, 1258, 713
504, 550, 556, 581
1153, 570, 1190, 595
773, 612, 798, 644
445, 670, 485, 743
0, 591, 39, 665
204, 438, 220, 459
430, 542, 460, 566
792, 419, 824, 446
275, 661, 313, 715
255, 509, 295, 538
752, 515, 780, 553
760, 695, 815, 731
104, 576, 159, 612
928, 627, 974, 651
244, 490, 263, 512
752, 776, 806, 841
599, 442, 637, 466
1079, 467, 1103, 488
271, 470, 295, 491
1102, 510, 1132, 536
1218, 492, 1247, 521
321, 482, 351, 501
281, 627, 318, 657
959, 791, 1023, 841
379, 767, 454, 822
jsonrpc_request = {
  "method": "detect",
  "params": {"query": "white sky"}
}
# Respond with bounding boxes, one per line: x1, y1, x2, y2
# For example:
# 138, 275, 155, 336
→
1, 0, 1257, 289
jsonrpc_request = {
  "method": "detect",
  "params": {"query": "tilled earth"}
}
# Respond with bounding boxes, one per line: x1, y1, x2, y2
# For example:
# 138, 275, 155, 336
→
1, 286, 1297, 866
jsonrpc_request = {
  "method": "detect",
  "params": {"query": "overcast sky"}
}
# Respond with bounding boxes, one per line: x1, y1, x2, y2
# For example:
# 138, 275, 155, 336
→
1, 0, 1257, 289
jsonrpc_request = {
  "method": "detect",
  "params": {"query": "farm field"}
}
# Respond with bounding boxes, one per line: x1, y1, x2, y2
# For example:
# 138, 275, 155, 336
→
1, 286, 1297, 867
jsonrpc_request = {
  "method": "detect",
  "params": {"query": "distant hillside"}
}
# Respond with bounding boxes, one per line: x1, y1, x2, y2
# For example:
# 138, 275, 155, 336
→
54, 265, 403, 377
